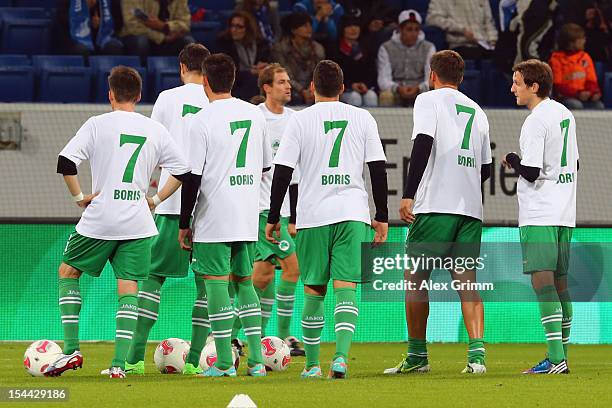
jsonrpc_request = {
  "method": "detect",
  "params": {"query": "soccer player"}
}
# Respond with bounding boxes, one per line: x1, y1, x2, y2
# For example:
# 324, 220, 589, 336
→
47, 66, 190, 378
179, 53, 271, 377
124, 43, 211, 376
384, 50, 492, 375
252, 63, 304, 356
502, 59, 577, 374
266, 60, 389, 379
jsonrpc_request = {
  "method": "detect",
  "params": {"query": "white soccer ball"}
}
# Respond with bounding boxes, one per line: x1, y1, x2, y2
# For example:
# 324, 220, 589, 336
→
199, 341, 240, 370
153, 338, 190, 374
23, 340, 63, 377
260, 336, 291, 372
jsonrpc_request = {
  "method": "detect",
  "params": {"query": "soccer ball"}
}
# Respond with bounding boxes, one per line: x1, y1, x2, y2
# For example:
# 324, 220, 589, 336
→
153, 338, 190, 374
199, 341, 240, 370
23, 340, 62, 377
260, 336, 291, 372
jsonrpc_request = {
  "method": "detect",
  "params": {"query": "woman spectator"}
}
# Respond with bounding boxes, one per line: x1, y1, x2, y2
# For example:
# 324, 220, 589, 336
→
272, 12, 325, 105
293, 0, 344, 52
332, 14, 377, 106
235, 0, 281, 44
217, 11, 271, 101
549, 23, 604, 110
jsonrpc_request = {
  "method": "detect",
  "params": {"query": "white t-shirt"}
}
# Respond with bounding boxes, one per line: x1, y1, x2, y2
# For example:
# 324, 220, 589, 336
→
188, 98, 272, 242
59, 111, 189, 240
151, 83, 209, 215
517, 98, 578, 227
274, 101, 386, 229
257, 103, 297, 216
411, 88, 492, 220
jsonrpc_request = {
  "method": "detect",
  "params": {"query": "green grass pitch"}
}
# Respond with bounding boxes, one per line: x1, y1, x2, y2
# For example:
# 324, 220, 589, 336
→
3, 342, 612, 407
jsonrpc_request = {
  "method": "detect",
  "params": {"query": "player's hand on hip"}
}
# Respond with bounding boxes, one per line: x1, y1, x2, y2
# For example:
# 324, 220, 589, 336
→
265, 222, 280, 244
399, 198, 416, 224
288, 223, 297, 237
77, 192, 99, 208
178, 228, 193, 251
501, 153, 514, 170
371, 220, 388, 245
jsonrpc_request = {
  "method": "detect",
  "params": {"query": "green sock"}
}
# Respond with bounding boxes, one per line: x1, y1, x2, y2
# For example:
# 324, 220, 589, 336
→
301, 293, 325, 369
186, 276, 210, 366
256, 281, 275, 336
558, 290, 572, 359
59, 278, 81, 354
536, 285, 564, 363
236, 280, 263, 366
205, 279, 234, 370
333, 287, 358, 360
229, 282, 242, 339
407, 337, 428, 363
113, 294, 138, 369
467, 338, 485, 364
126, 275, 164, 364
276, 278, 297, 340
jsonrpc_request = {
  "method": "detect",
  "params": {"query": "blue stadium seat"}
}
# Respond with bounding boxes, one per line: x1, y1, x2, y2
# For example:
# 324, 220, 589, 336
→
32, 55, 91, 102
13, 0, 58, 7
278, 0, 292, 11
89, 55, 147, 102
0, 53, 34, 101
0, 7, 48, 19
218, 9, 234, 26
604, 72, 612, 108
422, 25, 447, 52
0, 0, 11, 6
191, 21, 221, 52
459, 69, 482, 103
147, 56, 181, 100
595, 61, 605, 90
190, 0, 234, 11
0, 15, 51, 54
481, 60, 515, 107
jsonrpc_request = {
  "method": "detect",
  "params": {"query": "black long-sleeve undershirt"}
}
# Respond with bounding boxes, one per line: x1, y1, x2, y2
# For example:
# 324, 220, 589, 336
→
179, 173, 202, 229
505, 153, 541, 183
267, 164, 293, 225
402, 134, 434, 199
57, 155, 77, 175
289, 184, 298, 224
481, 163, 492, 184
367, 160, 389, 222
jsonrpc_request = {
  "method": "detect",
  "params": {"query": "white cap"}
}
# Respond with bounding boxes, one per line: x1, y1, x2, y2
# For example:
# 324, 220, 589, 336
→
398, 9, 423, 26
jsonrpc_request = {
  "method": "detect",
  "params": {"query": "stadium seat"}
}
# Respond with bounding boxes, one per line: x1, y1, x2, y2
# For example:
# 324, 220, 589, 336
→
459, 69, 482, 103
89, 55, 147, 102
0, 16, 51, 54
604, 72, 612, 108
13, 0, 58, 7
278, 0, 292, 11
481, 60, 515, 107
464, 60, 478, 70
0, 0, 11, 6
595, 61, 605, 90
189, 0, 234, 11
218, 9, 234, 25
0, 7, 48, 19
147, 56, 181, 100
406, 0, 430, 18
32, 55, 91, 102
422, 25, 447, 52
191, 21, 222, 53
0, 54, 34, 101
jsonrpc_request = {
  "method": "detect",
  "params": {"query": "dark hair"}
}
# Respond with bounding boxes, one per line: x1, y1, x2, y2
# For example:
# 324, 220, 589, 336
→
258, 63, 288, 94
281, 11, 311, 37
313, 60, 343, 97
338, 14, 362, 40
558, 23, 585, 51
430, 50, 464, 86
178, 43, 211, 73
203, 53, 236, 93
220, 11, 261, 45
108, 66, 141, 103
512, 59, 553, 98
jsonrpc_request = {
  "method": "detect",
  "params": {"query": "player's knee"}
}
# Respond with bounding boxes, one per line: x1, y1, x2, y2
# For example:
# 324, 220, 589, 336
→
304, 284, 326, 296
117, 279, 138, 296
58, 263, 81, 279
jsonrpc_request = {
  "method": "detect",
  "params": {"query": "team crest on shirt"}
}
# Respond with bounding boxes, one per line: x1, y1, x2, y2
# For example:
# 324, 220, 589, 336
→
278, 240, 290, 252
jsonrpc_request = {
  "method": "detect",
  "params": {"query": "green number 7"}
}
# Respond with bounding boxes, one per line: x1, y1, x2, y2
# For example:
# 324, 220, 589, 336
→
119, 134, 147, 183
456, 104, 475, 149
324, 120, 348, 167
560, 119, 570, 167
230, 120, 252, 168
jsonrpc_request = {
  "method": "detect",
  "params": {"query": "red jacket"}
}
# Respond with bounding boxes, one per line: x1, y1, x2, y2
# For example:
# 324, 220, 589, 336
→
549, 50, 601, 98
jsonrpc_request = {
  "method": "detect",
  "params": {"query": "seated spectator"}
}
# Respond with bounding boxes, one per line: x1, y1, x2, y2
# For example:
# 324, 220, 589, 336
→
119, 0, 194, 62
293, 0, 344, 52
53, 0, 123, 56
272, 12, 325, 105
340, 0, 398, 51
561, 0, 612, 63
217, 11, 271, 101
377, 10, 435, 107
550, 23, 604, 110
333, 15, 377, 107
426, 0, 497, 60
236, 0, 282, 44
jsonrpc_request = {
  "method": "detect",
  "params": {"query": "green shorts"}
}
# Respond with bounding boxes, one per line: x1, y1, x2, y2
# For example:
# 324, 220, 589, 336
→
150, 214, 190, 278
520, 226, 573, 277
62, 231, 152, 281
296, 221, 369, 286
191, 242, 255, 277
254, 212, 296, 264
406, 213, 482, 273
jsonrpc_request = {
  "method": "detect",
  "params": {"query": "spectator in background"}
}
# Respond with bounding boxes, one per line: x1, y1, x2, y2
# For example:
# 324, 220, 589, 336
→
272, 12, 325, 105
236, 0, 282, 44
217, 11, 271, 101
377, 10, 435, 107
426, 0, 497, 60
561, 0, 612, 63
53, 0, 123, 55
119, 0, 194, 61
293, 0, 344, 52
550, 23, 604, 110
333, 14, 378, 107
